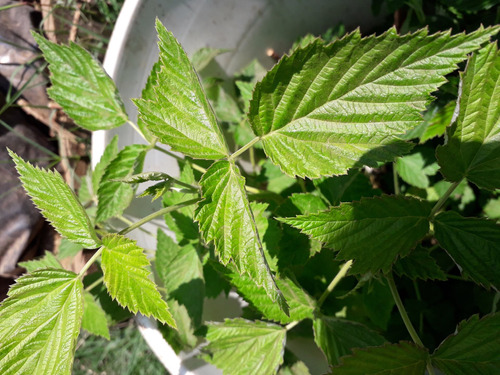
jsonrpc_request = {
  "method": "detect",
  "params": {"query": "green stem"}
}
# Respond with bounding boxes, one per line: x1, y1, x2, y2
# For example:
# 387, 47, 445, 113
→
285, 321, 299, 331
228, 137, 260, 161
85, 276, 104, 292
118, 198, 200, 236
429, 180, 461, 217
317, 260, 353, 308
249, 147, 256, 174
126, 120, 148, 142
393, 161, 400, 195
78, 247, 103, 278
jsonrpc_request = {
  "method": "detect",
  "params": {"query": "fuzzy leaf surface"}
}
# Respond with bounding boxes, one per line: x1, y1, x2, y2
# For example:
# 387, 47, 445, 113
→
81, 292, 110, 339
134, 20, 228, 159
0, 269, 83, 375
101, 234, 175, 327
204, 318, 286, 375
33, 33, 127, 130
96, 144, 148, 223
433, 211, 500, 289
9, 150, 100, 249
431, 313, 500, 374
331, 341, 429, 374
281, 195, 432, 274
313, 316, 386, 366
195, 161, 288, 313
249, 26, 499, 178
19, 251, 62, 273
437, 43, 500, 190
393, 245, 447, 281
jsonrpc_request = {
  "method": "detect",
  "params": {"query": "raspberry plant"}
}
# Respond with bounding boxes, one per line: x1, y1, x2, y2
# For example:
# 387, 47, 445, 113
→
1, 20, 500, 375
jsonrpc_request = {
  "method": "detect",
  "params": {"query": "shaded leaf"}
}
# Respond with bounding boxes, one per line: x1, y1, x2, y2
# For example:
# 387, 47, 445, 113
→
101, 234, 175, 327
0, 269, 83, 375
96, 144, 148, 223
431, 313, 500, 374
394, 245, 447, 281
32, 33, 127, 131
191, 47, 230, 71
134, 20, 228, 159
19, 251, 62, 272
250, 26, 499, 178
420, 101, 455, 143
281, 195, 432, 274
433, 211, 500, 289
195, 161, 288, 313
139, 181, 175, 201
204, 318, 286, 375
437, 43, 500, 190
9, 149, 100, 249
313, 315, 386, 366
82, 291, 110, 339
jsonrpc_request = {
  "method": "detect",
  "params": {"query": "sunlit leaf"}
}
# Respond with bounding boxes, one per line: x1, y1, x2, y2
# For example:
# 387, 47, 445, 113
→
19, 251, 62, 273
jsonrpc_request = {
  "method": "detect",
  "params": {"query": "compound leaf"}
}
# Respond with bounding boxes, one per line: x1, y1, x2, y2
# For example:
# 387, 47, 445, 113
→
437, 43, 500, 190
431, 313, 500, 374
32, 33, 127, 131
19, 251, 62, 273
249, 26, 499, 178
204, 318, 286, 375
81, 291, 110, 339
96, 144, 148, 223
101, 234, 175, 327
9, 150, 100, 249
331, 341, 429, 375
433, 211, 500, 289
195, 161, 288, 313
281, 195, 432, 274
0, 269, 83, 375
134, 20, 228, 159
313, 316, 386, 366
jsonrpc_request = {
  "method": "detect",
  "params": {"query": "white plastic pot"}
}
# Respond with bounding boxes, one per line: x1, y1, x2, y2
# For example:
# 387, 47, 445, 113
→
96, 1, 384, 373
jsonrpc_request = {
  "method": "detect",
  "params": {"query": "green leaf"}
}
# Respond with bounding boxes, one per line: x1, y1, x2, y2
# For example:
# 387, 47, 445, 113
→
134, 20, 228, 159
0, 269, 83, 375
101, 234, 175, 327
251, 202, 282, 271
393, 245, 447, 281
9, 149, 101, 249
204, 318, 286, 375
213, 262, 315, 324
114, 172, 178, 201
156, 230, 204, 347
137, 60, 160, 143
431, 313, 500, 374
139, 181, 175, 201
396, 151, 439, 189
19, 251, 62, 272
484, 196, 500, 220
32, 33, 128, 131
96, 144, 148, 223
331, 341, 429, 375
433, 211, 500, 289
420, 101, 455, 143
195, 161, 288, 313
362, 278, 395, 330
191, 47, 230, 71
313, 315, 386, 366
281, 195, 432, 274
82, 291, 110, 339
92, 135, 119, 195
57, 239, 83, 260
249, 26, 499, 178
437, 43, 500, 190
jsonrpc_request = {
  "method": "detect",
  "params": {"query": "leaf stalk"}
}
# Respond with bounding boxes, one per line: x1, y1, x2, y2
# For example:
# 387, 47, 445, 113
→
317, 260, 353, 308
429, 180, 461, 217
78, 247, 103, 278
228, 137, 260, 161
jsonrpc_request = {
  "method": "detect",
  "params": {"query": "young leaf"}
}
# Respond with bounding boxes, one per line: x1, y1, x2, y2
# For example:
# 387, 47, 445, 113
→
139, 181, 175, 201
204, 318, 286, 375
96, 144, 148, 223
331, 341, 429, 375
191, 47, 230, 71
280, 195, 432, 274
0, 269, 83, 375
92, 135, 119, 194
9, 149, 101, 249
81, 291, 110, 339
249, 26, 499, 178
437, 43, 500, 190
32, 33, 128, 131
195, 161, 288, 313
18, 251, 62, 272
212, 262, 315, 324
101, 234, 175, 327
433, 211, 500, 289
431, 313, 500, 374
156, 230, 204, 347
393, 245, 447, 281
134, 20, 229, 159
313, 316, 386, 366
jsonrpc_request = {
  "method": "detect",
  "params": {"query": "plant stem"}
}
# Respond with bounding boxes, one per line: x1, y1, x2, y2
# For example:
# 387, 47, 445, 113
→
429, 180, 461, 217
85, 276, 104, 292
228, 137, 260, 161
317, 260, 353, 308
118, 198, 200, 236
78, 247, 103, 278
126, 120, 148, 142
285, 321, 299, 331
393, 161, 400, 195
